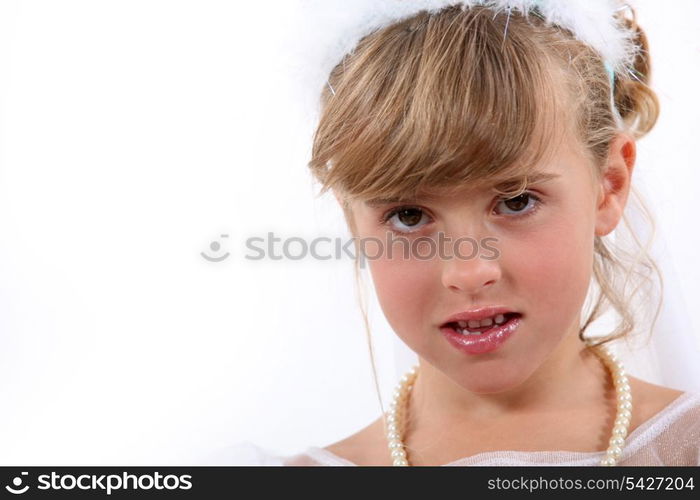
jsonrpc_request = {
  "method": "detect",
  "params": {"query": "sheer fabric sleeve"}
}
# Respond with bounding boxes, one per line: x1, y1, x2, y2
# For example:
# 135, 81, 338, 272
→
636, 394, 700, 465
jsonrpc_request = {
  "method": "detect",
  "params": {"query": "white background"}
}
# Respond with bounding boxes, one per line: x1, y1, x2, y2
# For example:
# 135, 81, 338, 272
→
0, 0, 698, 464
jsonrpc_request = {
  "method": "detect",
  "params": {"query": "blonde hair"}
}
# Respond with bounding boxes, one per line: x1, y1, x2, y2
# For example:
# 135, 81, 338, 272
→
307, 4, 662, 408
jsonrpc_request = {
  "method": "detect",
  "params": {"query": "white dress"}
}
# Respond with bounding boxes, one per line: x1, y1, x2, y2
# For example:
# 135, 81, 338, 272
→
205, 391, 700, 466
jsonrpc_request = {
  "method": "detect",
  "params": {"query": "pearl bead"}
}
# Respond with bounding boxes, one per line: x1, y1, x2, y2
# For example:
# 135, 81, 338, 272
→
389, 441, 403, 450
618, 401, 633, 412
391, 449, 407, 459
612, 425, 628, 438
609, 436, 625, 447
387, 423, 399, 434
614, 416, 630, 428
614, 377, 629, 387
618, 409, 632, 420
607, 446, 623, 459
600, 456, 616, 466
617, 393, 632, 403
387, 431, 400, 441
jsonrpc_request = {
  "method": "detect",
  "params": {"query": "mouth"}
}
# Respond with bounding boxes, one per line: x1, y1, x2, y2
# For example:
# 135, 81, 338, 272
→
439, 312, 523, 355
441, 312, 522, 335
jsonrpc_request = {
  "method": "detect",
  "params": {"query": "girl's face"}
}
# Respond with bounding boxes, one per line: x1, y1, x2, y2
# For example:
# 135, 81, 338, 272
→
347, 138, 620, 394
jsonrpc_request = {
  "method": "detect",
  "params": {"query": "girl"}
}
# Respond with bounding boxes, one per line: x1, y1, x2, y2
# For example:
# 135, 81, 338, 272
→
222, 0, 700, 465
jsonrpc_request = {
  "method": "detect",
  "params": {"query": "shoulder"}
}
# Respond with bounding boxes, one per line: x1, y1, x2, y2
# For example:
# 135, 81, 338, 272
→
627, 376, 700, 439
323, 416, 391, 466
625, 377, 700, 464
627, 376, 688, 428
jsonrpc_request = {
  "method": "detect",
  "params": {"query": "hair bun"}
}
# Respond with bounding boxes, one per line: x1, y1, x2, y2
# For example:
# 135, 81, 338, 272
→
613, 6, 660, 139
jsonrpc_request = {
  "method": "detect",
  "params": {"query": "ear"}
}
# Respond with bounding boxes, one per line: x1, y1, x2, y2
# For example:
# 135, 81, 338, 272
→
594, 133, 636, 237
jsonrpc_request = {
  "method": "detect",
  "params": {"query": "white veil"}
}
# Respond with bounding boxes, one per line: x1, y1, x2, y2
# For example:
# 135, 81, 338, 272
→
609, 175, 700, 394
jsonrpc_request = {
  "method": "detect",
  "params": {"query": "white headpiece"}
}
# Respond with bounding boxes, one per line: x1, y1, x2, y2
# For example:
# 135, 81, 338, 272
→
288, 0, 637, 123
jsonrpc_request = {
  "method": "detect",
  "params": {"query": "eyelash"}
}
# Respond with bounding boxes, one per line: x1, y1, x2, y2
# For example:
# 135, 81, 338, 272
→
379, 191, 544, 233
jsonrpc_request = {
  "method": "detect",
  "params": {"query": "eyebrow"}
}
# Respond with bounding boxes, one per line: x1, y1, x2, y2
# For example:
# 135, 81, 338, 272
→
363, 171, 561, 208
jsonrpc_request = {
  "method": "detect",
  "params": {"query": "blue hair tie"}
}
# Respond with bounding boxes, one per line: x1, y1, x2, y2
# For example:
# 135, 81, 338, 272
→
604, 61, 615, 89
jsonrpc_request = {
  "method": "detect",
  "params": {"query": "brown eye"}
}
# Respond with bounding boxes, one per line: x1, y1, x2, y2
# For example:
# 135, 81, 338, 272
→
383, 206, 430, 233
494, 192, 542, 218
504, 194, 529, 212
396, 208, 423, 226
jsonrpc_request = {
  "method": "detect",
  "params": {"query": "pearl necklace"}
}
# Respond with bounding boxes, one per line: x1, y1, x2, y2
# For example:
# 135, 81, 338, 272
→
385, 344, 632, 466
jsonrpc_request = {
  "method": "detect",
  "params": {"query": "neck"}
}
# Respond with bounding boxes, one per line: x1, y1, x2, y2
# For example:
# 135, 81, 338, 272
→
408, 332, 612, 425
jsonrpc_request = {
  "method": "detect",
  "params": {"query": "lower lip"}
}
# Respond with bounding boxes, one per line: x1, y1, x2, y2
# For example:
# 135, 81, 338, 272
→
440, 315, 522, 355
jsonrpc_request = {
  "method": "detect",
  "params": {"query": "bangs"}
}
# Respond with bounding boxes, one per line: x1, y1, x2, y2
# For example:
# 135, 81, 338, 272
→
309, 5, 576, 203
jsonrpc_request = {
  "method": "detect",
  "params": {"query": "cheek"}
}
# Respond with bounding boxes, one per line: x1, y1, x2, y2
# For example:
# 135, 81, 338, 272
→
511, 215, 595, 314
368, 252, 438, 340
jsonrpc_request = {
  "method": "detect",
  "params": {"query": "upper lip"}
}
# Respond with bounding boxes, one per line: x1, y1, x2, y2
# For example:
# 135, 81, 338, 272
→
441, 306, 519, 326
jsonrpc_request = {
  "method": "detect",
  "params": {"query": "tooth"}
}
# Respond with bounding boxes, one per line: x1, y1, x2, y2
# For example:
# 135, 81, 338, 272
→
468, 320, 480, 328
494, 314, 505, 324
458, 321, 467, 328
459, 328, 478, 335
479, 317, 493, 327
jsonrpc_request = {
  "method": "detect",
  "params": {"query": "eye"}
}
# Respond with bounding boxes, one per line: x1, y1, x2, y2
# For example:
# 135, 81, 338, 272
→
493, 191, 542, 218
381, 206, 431, 234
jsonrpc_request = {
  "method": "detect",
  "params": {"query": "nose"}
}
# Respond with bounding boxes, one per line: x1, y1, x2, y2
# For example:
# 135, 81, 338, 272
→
440, 243, 502, 295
